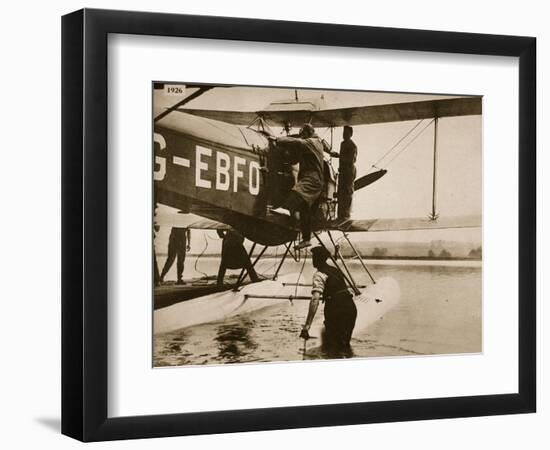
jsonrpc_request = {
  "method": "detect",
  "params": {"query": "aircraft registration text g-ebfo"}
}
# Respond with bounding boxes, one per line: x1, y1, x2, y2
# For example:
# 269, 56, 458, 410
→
154, 122, 266, 217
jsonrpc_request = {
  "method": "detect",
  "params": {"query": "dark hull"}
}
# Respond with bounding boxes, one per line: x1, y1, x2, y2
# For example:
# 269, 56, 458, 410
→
154, 277, 254, 310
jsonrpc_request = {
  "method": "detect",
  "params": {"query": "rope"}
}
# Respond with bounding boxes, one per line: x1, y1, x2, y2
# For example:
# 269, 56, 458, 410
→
194, 231, 218, 279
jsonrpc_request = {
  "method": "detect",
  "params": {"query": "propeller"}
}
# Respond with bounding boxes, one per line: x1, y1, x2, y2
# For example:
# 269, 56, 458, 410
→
353, 169, 387, 191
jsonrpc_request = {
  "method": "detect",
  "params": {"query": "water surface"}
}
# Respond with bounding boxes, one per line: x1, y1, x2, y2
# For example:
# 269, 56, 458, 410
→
154, 258, 481, 366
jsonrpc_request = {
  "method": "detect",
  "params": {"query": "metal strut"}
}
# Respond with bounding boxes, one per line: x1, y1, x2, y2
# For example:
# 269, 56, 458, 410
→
313, 232, 361, 295
429, 117, 439, 220
341, 233, 376, 284
234, 243, 256, 290
233, 244, 268, 291
154, 86, 213, 123
272, 242, 292, 280
327, 231, 361, 295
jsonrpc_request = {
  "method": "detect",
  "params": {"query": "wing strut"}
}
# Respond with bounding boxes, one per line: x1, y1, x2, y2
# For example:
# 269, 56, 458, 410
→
154, 86, 214, 122
233, 244, 269, 291
272, 242, 293, 280
341, 232, 376, 284
353, 118, 435, 193
313, 232, 361, 295
234, 242, 256, 290
327, 231, 361, 295
429, 118, 439, 220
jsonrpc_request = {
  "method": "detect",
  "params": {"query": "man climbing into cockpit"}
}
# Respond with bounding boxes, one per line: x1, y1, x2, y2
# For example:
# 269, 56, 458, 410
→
269, 123, 326, 250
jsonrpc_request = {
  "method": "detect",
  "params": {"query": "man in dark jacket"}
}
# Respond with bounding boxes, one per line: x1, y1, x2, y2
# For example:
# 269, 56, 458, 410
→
216, 229, 260, 286
300, 246, 357, 356
159, 227, 191, 285
270, 124, 325, 250
336, 125, 357, 220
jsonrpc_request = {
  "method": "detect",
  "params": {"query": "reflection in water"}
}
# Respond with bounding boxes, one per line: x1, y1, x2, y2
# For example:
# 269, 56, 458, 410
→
154, 261, 482, 367
214, 318, 258, 363
302, 342, 355, 361
154, 330, 192, 367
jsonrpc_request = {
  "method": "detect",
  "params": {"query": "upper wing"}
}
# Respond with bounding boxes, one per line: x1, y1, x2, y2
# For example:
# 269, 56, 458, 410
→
178, 96, 482, 128
154, 213, 230, 230
338, 214, 481, 233
174, 109, 259, 126
311, 96, 482, 127
175, 108, 317, 128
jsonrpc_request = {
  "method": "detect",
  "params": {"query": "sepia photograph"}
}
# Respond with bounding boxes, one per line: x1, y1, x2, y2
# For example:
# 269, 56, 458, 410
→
152, 83, 482, 367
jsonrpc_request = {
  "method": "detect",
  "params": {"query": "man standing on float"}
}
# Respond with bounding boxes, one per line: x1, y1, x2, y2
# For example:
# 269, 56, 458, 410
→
335, 125, 358, 220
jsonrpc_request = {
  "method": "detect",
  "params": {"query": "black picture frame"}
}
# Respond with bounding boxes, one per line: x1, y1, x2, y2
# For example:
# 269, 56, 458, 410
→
62, 8, 536, 442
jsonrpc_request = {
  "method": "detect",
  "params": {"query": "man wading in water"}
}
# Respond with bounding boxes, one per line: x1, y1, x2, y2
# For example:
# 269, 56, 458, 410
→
300, 246, 357, 357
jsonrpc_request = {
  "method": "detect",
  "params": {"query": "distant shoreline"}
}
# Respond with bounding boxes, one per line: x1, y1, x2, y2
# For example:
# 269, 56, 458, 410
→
157, 253, 481, 262
350, 255, 481, 261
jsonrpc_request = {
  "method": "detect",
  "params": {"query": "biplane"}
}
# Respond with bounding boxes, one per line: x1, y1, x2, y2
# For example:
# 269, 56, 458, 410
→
153, 83, 482, 337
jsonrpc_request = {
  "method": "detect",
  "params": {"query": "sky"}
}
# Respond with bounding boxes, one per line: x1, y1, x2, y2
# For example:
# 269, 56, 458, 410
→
154, 85, 482, 252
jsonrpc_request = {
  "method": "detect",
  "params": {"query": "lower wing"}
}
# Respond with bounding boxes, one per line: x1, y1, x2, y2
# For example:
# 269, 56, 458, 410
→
154, 212, 230, 230
156, 211, 481, 233
337, 214, 481, 232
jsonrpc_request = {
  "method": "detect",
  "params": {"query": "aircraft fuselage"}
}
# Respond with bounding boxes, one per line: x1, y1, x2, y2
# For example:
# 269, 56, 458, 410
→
154, 112, 297, 245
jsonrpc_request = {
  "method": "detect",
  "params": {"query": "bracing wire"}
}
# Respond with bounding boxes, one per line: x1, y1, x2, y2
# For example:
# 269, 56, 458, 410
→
383, 119, 435, 167
319, 126, 332, 141
371, 119, 425, 168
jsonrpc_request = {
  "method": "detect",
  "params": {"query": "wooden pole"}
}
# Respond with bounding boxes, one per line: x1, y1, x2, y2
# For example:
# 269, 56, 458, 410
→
244, 294, 311, 300
283, 282, 367, 288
